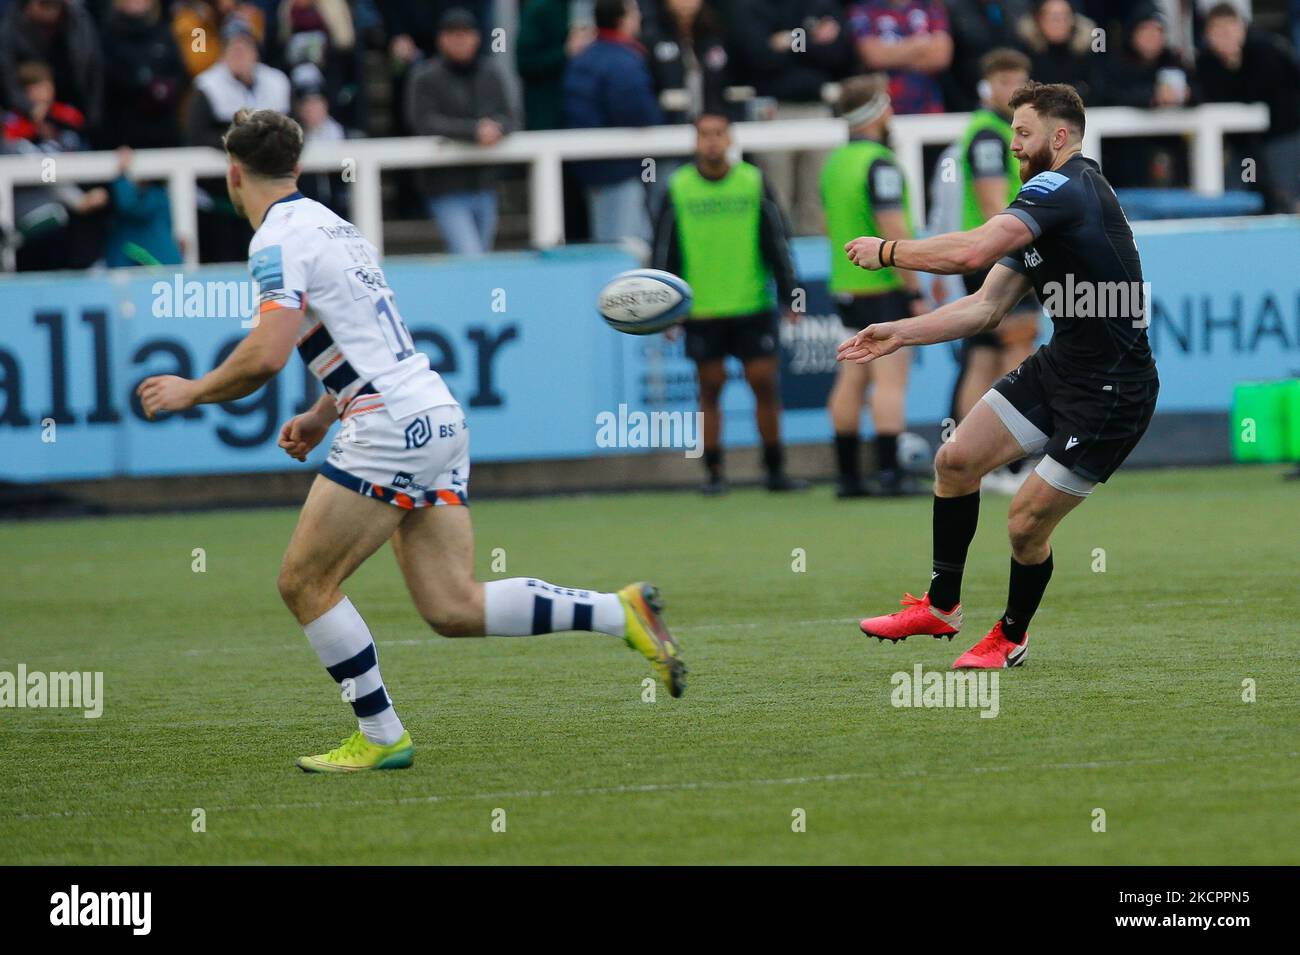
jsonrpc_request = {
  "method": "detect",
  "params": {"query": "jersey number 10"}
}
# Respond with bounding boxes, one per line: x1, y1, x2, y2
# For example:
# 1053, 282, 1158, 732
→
374, 293, 416, 361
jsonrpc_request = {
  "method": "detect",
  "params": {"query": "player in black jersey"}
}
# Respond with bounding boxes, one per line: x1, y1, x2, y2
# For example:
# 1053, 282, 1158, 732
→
841, 82, 1159, 669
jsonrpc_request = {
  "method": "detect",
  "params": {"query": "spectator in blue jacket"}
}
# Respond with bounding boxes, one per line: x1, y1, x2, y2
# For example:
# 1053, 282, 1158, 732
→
563, 0, 663, 246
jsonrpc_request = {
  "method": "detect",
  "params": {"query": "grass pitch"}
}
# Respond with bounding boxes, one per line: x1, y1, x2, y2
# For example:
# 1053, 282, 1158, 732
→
1, 465, 1296, 865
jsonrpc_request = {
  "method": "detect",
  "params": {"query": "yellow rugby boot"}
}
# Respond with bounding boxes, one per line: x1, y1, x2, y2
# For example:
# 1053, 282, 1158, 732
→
296, 729, 415, 773
618, 582, 687, 698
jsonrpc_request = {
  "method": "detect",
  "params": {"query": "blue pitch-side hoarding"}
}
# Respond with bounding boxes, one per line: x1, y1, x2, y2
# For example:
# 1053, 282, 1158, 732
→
1, 218, 1297, 482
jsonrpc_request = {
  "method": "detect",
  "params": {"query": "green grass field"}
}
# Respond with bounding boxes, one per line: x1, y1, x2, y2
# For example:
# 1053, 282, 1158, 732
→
2, 465, 1296, 865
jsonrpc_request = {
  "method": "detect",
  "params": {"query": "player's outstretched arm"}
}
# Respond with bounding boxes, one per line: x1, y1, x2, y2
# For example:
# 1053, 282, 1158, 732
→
138, 308, 302, 419
845, 213, 1033, 276
837, 264, 1032, 364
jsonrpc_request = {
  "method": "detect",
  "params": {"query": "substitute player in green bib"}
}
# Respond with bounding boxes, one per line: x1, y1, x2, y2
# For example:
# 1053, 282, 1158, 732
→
951, 49, 1041, 494
820, 74, 927, 497
652, 111, 804, 494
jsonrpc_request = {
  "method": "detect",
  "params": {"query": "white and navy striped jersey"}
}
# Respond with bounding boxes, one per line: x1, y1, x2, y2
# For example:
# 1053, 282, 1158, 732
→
248, 192, 456, 418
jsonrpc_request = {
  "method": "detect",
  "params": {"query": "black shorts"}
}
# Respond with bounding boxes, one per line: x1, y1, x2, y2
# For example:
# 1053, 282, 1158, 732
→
835, 290, 910, 331
683, 311, 778, 363
985, 349, 1159, 494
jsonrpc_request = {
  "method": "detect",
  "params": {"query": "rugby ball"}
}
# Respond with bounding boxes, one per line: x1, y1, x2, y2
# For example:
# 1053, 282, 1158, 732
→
597, 269, 693, 335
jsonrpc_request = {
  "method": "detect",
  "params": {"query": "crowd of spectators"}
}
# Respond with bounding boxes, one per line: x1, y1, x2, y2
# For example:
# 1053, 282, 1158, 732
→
0, 0, 1296, 269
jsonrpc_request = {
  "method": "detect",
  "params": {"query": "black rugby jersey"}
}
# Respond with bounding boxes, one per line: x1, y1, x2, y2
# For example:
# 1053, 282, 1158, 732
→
997, 155, 1157, 381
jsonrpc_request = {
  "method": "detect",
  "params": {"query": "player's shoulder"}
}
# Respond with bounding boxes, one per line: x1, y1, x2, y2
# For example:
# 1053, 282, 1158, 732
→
1017, 156, 1096, 199
1016, 169, 1073, 199
250, 197, 347, 254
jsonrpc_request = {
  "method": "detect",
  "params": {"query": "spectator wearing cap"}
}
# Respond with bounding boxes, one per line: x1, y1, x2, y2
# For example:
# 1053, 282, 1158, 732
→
1015, 0, 1099, 103
404, 7, 519, 255
563, 0, 663, 247
186, 18, 289, 261
848, 0, 954, 115
292, 61, 350, 217
1096, 2, 1197, 187
0, 0, 105, 137
101, 0, 185, 149
379, 1, 490, 136
1198, 2, 1300, 213
728, 0, 854, 236
942, 0, 1030, 112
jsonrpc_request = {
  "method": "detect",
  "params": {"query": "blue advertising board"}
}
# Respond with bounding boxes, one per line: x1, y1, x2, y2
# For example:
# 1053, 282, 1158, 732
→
1, 218, 1297, 482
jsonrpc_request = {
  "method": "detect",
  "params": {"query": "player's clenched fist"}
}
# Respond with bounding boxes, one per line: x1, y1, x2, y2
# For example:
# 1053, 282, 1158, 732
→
845, 235, 887, 270
137, 375, 197, 420
278, 410, 331, 462
837, 322, 904, 364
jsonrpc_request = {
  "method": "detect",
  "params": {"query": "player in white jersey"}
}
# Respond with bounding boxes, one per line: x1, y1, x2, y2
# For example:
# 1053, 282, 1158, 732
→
138, 109, 685, 773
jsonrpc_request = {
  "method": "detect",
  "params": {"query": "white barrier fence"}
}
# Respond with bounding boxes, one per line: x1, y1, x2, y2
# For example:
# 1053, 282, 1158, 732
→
0, 103, 1269, 269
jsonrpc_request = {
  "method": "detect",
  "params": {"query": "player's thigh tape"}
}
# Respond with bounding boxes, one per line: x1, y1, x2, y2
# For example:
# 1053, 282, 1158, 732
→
1036, 456, 1095, 497
981, 388, 1049, 455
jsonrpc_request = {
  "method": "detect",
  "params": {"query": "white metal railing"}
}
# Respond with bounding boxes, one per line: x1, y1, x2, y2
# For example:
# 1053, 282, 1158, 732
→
0, 104, 1269, 269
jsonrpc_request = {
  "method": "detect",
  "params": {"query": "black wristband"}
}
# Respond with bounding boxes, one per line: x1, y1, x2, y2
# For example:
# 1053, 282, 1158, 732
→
877, 240, 887, 268
888, 241, 899, 268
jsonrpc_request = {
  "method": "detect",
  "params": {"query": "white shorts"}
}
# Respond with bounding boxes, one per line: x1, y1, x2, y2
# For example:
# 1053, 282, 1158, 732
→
321, 393, 470, 510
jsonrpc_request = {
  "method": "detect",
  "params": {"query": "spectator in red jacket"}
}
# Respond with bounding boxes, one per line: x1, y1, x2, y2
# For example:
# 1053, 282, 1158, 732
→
2, 60, 110, 271
0, 0, 104, 138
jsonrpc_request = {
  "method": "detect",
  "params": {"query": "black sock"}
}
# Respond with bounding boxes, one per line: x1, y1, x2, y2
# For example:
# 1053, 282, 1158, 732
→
834, 433, 860, 482
762, 442, 783, 479
703, 447, 723, 480
929, 491, 980, 611
876, 433, 899, 472
1001, 551, 1053, 643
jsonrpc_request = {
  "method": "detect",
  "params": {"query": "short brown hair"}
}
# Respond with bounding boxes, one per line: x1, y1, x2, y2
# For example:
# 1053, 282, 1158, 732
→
222, 108, 303, 179
980, 48, 1031, 80
838, 73, 889, 115
1008, 80, 1086, 136
1203, 2, 1242, 24
17, 61, 53, 89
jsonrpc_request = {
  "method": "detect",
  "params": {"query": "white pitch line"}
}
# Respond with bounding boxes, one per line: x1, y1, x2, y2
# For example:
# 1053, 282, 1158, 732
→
9, 751, 1294, 823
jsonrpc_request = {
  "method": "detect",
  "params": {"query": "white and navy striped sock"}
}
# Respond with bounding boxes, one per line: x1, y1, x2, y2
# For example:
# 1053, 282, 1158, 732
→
303, 597, 405, 746
484, 578, 625, 638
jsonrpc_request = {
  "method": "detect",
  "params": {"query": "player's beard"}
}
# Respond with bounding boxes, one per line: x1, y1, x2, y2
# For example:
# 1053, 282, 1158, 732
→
1019, 142, 1053, 181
